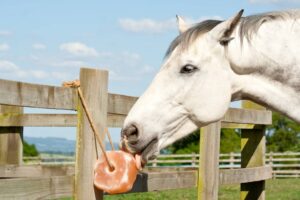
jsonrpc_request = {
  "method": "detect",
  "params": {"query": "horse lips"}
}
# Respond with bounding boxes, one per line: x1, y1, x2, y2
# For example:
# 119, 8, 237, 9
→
94, 151, 141, 194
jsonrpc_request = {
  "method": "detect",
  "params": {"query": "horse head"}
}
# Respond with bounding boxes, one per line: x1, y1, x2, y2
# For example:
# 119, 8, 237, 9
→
121, 10, 244, 163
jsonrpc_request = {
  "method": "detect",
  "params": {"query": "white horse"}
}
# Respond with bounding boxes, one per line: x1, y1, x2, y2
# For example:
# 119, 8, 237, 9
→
121, 9, 300, 163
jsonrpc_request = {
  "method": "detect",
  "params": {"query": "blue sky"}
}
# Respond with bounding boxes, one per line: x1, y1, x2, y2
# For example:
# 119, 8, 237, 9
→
0, 0, 299, 142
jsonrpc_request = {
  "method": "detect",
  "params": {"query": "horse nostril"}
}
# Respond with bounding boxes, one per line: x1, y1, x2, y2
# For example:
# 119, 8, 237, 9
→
122, 124, 139, 143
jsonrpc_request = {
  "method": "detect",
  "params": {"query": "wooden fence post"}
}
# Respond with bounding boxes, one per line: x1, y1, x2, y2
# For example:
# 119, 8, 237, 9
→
152, 158, 157, 167
198, 121, 221, 200
191, 152, 196, 167
0, 105, 23, 165
229, 152, 234, 169
240, 101, 266, 200
74, 68, 108, 200
268, 152, 274, 179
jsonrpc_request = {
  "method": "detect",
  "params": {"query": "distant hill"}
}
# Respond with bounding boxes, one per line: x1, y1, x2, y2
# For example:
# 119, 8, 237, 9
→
24, 136, 119, 154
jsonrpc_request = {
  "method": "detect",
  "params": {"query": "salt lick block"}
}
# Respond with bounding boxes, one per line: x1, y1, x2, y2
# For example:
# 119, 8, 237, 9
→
94, 151, 141, 194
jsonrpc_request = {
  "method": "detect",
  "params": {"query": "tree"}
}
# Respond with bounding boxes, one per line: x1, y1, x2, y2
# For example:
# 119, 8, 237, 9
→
220, 129, 240, 153
266, 112, 300, 152
23, 140, 39, 157
166, 129, 240, 154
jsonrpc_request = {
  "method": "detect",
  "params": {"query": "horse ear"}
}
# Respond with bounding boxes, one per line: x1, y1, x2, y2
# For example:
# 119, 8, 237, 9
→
211, 9, 244, 45
176, 15, 189, 34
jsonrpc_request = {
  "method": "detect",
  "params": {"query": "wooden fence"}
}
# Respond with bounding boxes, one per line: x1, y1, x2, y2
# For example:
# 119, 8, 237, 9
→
0, 67, 273, 200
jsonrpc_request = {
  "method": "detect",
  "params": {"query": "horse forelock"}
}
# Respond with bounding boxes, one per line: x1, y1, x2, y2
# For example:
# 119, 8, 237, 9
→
165, 10, 300, 57
165, 20, 222, 58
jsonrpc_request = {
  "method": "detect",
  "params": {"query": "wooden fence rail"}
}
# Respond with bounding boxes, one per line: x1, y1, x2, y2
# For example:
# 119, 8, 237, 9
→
0, 108, 271, 128
0, 164, 272, 197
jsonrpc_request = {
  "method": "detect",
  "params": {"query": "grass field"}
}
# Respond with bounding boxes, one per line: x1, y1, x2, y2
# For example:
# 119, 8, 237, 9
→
60, 179, 300, 200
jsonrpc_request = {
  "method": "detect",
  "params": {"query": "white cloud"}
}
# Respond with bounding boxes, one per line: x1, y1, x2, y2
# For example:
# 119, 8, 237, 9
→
32, 43, 46, 50
0, 43, 10, 51
0, 60, 18, 71
249, 0, 300, 3
0, 60, 28, 78
0, 31, 12, 37
119, 18, 175, 33
0, 60, 69, 81
119, 16, 223, 33
60, 42, 98, 57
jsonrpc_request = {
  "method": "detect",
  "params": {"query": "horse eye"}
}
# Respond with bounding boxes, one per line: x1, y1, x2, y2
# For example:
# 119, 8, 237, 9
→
180, 65, 198, 74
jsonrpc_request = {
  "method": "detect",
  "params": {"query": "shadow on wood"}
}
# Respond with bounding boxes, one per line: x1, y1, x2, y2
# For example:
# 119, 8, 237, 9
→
241, 181, 265, 200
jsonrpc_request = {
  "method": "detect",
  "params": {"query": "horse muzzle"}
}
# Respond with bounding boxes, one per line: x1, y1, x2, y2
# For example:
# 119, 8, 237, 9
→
120, 124, 159, 163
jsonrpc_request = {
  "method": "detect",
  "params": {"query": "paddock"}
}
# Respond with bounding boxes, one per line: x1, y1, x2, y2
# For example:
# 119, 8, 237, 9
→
0, 67, 273, 200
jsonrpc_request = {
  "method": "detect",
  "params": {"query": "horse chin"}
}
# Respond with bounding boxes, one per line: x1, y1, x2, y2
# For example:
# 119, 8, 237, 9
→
140, 137, 159, 164
120, 136, 159, 164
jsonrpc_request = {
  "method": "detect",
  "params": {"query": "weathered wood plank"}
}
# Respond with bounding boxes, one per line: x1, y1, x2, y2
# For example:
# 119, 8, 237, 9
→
0, 165, 74, 178
0, 105, 23, 165
221, 122, 256, 129
131, 171, 197, 193
0, 171, 197, 199
0, 79, 136, 112
222, 108, 272, 125
0, 113, 125, 128
108, 94, 137, 115
107, 113, 126, 127
0, 79, 78, 110
148, 171, 196, 191
198, 122, 221, 200
74, 68, 108, 200
0, 176, 73, 200
0, 114, 77, 127
219, 166, 272, 185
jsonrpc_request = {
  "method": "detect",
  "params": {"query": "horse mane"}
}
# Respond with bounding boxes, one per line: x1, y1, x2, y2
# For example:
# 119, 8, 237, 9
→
239, 10, 300, 43
165, 9, 300, 57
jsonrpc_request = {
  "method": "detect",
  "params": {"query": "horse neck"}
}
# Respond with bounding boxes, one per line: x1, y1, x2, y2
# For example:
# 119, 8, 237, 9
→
227, 21, 300, 123
227, 18, 300, 76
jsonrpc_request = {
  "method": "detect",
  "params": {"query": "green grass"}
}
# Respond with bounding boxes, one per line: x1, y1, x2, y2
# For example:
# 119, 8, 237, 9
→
106, 179, 300, 200
59, 179, 300, 200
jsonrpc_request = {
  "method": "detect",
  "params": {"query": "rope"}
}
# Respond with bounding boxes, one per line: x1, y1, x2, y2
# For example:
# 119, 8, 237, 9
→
105, 128, 115, 151
63, 80, 115, 171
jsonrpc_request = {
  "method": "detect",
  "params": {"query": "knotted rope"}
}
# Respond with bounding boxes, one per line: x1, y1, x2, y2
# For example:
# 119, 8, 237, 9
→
63, 80, 115, 171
